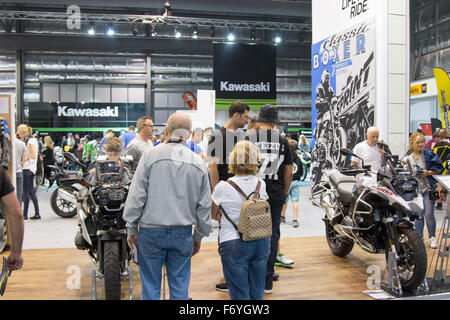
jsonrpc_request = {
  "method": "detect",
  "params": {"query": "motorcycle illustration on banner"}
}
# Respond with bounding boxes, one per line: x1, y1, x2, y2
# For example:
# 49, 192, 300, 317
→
311, 20, 376, 186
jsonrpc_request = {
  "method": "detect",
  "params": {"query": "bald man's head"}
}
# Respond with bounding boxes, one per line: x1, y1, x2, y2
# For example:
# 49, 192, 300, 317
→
366, 126, 379, 146
165, 113, 192, 141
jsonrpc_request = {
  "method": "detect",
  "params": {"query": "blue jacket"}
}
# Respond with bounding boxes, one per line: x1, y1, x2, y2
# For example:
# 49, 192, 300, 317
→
422, 148, 443, 188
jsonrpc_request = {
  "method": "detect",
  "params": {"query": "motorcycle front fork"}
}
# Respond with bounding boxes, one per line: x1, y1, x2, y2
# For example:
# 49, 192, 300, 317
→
386, 221, 399, 255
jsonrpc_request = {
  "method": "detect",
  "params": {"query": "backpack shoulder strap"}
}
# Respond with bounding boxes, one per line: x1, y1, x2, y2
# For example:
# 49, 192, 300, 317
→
253, 179, 261, 200
227, 179, 248, 199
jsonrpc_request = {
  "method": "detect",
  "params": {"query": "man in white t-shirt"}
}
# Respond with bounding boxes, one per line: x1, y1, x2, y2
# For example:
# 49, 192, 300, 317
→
351, 126, 383, 172
125, 116, 154, 171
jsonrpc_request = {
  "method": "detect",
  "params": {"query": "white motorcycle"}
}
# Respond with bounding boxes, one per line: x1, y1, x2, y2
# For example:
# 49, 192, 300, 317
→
311, 148, 427, 292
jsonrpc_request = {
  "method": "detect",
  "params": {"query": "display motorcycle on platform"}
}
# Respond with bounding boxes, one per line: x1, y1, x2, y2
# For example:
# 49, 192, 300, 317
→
311, 148, 427, 292
62, 152, 133, 300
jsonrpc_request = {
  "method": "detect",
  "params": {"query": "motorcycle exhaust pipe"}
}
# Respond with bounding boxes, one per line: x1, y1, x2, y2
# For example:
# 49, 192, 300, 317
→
57, 188, 78, 204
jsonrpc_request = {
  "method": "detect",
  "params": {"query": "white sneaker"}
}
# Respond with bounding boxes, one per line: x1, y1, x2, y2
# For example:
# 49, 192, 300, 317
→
276, 254, 294, 265
430, 237, 438, 249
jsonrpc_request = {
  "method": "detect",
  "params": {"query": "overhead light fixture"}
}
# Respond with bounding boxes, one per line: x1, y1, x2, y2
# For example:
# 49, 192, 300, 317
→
250, 28, 256, 41
163, 1, 173, 17
192, 26, 198, 39
87, 21, 95, 35
106, 24, 115, 36
227, 28, 235, 42
151, 24, 157, 37
132, 25, 139, 36
174, 28, 181, 38
209, 25, 215, 38
274, 35, 282, 44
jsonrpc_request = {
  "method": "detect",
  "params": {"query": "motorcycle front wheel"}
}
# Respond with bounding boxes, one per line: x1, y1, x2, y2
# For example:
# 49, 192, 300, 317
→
50, 186, 77, 218
325, 220, 354, 257
103, 241, 121, 300
385, 227, 427, 292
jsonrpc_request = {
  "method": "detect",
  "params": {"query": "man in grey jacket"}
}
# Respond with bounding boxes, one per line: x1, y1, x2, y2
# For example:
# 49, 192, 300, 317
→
123, 112, 211, 300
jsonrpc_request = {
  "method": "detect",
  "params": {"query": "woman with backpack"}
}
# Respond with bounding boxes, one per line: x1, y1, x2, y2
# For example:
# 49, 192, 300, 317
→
17, 124, 40, 220
211, 140, 270, 300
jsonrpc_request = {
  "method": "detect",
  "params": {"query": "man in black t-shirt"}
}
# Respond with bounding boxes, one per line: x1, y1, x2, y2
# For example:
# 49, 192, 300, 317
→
207, 101, 250, 189
249, 104, 293, 294
0, 167, 24, 272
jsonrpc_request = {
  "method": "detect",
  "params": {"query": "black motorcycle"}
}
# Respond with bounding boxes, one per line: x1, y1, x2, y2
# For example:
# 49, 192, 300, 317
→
47, 153, 88, 218
66, 153, 133, 300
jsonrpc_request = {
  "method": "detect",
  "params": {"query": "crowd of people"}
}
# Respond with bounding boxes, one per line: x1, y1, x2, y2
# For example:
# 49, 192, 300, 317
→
11, 100, 450, 301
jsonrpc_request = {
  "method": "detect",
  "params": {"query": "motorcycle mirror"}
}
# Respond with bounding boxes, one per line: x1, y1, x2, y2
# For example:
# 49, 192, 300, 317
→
339, 148, 356, 157
63, 152, 87, 169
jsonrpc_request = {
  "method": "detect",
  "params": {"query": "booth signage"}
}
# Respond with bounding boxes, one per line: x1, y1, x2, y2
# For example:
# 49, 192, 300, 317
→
410, 83, 427, 96
311, 19, 376, 186
213, 43, 276, 110
26, 102, 145, 130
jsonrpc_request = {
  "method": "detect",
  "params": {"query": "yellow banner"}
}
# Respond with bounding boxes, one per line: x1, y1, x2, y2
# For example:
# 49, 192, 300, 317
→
434, 68, 450, 129
410, 83, 427, 95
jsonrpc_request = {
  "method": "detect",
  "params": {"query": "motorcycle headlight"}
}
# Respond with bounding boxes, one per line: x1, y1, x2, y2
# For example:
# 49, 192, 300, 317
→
95, 189, 110, 206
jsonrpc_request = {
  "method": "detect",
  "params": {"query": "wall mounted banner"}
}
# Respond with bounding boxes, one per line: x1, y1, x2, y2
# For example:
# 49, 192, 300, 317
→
26, 102, 145, 130
213, 43, 276, 110
310, 19, 376, 186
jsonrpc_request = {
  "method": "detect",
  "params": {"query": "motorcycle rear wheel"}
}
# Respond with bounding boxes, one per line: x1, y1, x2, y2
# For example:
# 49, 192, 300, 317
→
103, 241, 121, 300
50, 186, 77, 218
325, 220, 354, 257
385, 227, 427, 292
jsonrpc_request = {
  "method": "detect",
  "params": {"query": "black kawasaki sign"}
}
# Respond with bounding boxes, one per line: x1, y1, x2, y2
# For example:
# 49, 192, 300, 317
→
26, 102, 146, 128
213, 44, 276, 107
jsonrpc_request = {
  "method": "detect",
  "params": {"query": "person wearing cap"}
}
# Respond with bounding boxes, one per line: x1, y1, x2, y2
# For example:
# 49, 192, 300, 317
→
62, 132, 77, 154
248, 104, 293, 294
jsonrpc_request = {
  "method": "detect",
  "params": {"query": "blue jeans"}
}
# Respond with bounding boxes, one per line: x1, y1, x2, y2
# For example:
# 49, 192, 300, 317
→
16, 172, 23, 205
415, 192, 436, 239
266, 201, 284, 287
23, 169, 39, 217
219, 238, 270, 300
137, 226, 193, 300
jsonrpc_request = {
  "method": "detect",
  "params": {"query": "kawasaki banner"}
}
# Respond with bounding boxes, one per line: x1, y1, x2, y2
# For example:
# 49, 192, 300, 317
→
26, 102, 146, 131
310, 19, 376, 186
213, 43, 276, 110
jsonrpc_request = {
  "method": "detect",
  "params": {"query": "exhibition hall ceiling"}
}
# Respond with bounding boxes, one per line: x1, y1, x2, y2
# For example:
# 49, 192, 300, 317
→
0, 0, 312, 57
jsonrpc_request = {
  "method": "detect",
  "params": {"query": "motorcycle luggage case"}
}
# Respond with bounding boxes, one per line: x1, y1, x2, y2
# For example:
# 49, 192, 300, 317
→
329, 171, 356, 204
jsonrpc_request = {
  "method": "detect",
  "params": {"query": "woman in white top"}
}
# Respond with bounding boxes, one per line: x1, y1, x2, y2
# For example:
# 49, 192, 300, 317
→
17, 124, 40, 220
211, 140, 270, 300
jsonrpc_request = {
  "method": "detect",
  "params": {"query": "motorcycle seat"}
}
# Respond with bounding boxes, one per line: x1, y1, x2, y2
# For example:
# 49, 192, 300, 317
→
329, 171, 356, 204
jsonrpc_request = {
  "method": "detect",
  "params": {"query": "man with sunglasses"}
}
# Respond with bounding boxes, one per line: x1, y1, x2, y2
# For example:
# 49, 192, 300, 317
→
126, 116, 155, 171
